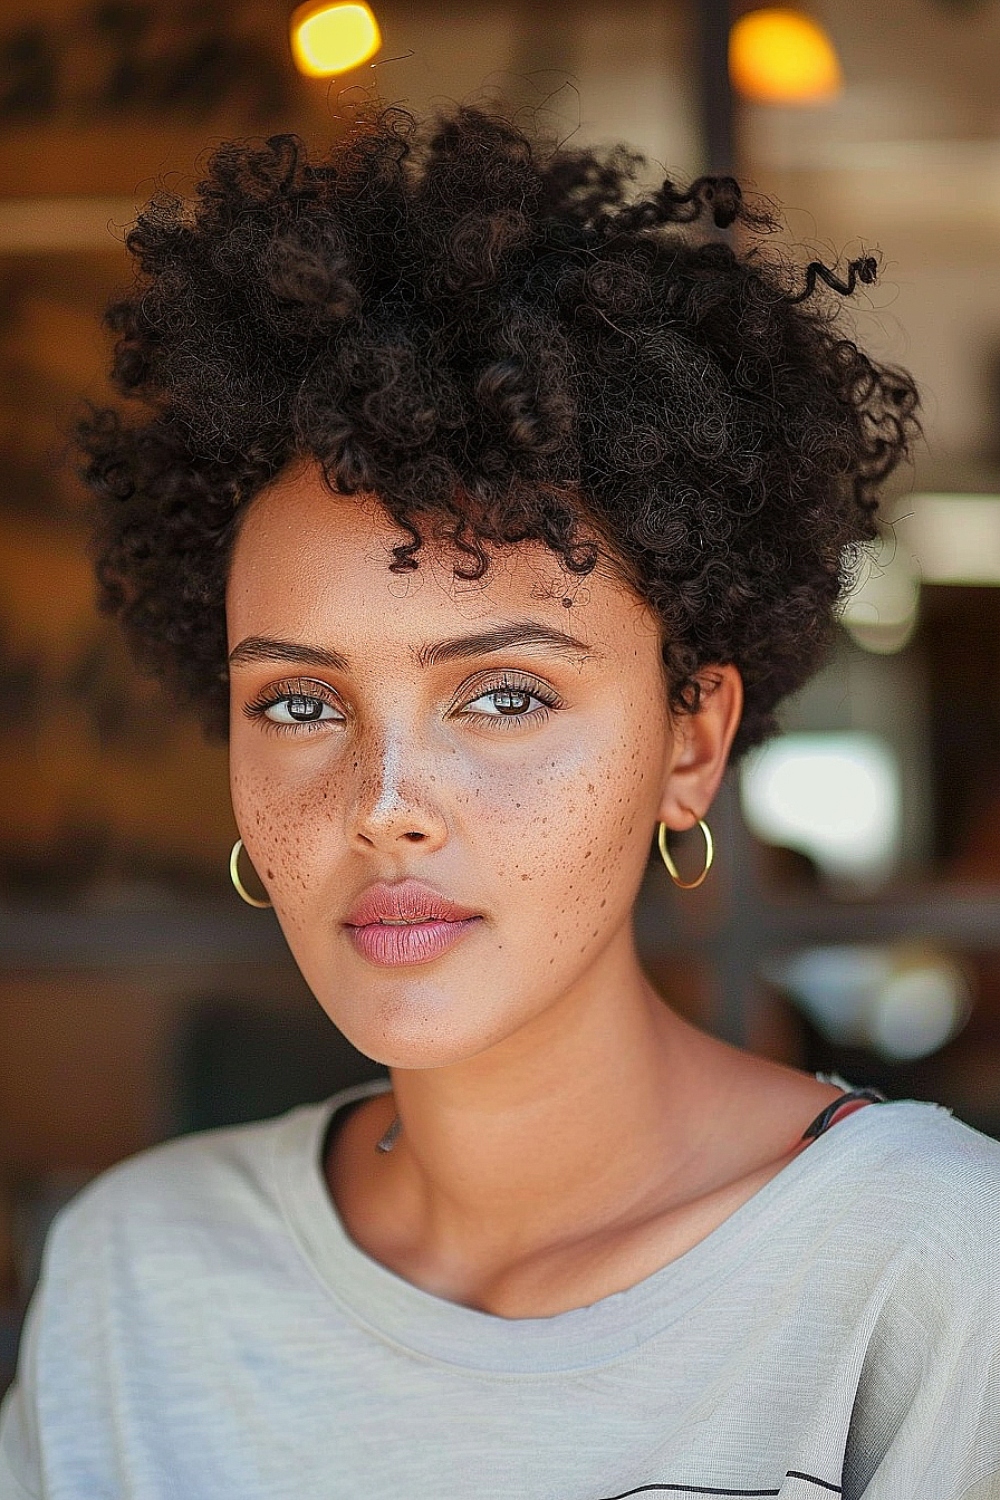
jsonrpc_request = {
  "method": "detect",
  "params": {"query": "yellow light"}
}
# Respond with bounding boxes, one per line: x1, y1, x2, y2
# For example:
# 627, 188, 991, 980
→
729, 8, 842, 104
290, 1, 382, 78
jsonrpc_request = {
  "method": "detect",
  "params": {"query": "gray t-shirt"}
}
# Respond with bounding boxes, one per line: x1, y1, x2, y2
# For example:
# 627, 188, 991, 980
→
2, 1077, 1000, 1500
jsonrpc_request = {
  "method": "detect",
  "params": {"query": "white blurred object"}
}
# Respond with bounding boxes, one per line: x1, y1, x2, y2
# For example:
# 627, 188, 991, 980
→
841, 537, 920, 654
841, 495, 1000, 655
771, 944, 972, 1061
901, 493, 1000, 585
740, 731, 901, 883
869, 964, 967, 1060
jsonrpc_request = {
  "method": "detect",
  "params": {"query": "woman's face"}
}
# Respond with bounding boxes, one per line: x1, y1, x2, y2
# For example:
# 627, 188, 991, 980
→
226, 464, 715, 1068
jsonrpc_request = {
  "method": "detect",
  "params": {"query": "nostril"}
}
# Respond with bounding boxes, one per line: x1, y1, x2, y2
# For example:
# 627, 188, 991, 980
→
404, 831, 426, 842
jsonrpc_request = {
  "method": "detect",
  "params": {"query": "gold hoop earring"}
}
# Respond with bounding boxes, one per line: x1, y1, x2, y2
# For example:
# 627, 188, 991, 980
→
657, 819, 714, 891
229, 839, 271, 908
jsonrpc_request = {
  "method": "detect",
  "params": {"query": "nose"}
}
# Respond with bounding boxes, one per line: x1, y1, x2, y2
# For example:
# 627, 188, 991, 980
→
346, 724, 449, 854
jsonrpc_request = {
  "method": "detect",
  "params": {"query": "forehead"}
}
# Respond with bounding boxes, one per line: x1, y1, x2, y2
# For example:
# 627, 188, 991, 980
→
226, 463, 658, 658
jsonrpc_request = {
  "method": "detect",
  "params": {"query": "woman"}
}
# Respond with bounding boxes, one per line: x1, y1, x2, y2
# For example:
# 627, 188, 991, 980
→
2, 106, 998, 1500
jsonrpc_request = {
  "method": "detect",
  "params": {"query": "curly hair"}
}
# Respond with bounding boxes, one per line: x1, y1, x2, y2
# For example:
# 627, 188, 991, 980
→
78, 104, 919, 754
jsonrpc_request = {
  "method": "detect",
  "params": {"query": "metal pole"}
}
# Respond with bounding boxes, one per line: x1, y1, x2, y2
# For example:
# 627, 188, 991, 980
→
696, 0, 735, 175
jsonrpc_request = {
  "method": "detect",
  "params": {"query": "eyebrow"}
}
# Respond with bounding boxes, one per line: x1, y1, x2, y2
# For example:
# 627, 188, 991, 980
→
228, 636, 350, 672
227, 620, 596, 673
416, 620, 595, 667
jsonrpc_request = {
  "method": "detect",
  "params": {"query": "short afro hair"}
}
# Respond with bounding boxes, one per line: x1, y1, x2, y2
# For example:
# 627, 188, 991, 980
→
79, 104, 919, 754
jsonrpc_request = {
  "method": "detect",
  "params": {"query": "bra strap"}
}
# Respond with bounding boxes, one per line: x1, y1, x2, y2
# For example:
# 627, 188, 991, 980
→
799, 1087, 887, 1143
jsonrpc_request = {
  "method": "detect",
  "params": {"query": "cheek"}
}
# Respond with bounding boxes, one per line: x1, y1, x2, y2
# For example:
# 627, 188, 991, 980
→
229, 742, 348, 904
474, 711, 665, 944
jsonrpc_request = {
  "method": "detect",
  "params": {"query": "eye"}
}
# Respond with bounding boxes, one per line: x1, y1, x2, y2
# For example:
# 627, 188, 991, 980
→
466, 687, 544, 717
242, 678, 345, 733
455, 673, 562, 727
264, 695, 341, 725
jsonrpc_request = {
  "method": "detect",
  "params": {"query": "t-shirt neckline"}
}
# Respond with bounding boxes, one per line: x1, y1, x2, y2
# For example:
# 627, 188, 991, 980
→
271, 1078, 923, 1375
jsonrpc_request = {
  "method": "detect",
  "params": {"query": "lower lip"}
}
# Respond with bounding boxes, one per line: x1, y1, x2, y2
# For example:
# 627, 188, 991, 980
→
345, 917, 480, 967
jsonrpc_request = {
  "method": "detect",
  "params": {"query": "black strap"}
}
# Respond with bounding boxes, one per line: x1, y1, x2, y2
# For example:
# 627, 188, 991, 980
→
799, 1087, 887, 1143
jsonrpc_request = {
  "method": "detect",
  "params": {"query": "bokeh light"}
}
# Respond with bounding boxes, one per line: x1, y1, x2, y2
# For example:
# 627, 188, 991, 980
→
290, 1, 382, 78
729, 8, 843, 104
741, 732, 901, 883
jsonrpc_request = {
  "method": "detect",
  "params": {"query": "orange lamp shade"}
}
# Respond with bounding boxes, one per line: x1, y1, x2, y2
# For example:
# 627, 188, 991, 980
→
729, 8, 842, 104
290, 1, 382, 78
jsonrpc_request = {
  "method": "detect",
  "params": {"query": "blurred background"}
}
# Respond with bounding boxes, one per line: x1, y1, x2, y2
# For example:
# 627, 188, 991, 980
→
3, 0, 1000, 1393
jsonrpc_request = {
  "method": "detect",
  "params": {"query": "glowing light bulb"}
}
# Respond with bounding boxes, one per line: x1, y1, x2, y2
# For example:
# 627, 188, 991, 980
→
290, 1, 382, 78
729, 8, 842, 104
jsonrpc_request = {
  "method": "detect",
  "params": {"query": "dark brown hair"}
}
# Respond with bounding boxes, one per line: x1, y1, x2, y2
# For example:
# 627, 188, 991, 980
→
78, 104, 918, 753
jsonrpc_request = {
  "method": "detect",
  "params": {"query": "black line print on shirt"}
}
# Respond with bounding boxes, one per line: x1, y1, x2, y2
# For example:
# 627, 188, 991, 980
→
596, 1471, 842, 1497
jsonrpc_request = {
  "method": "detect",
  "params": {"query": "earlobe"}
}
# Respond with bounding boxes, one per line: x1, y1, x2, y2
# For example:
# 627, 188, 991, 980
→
657, 664, 743, 831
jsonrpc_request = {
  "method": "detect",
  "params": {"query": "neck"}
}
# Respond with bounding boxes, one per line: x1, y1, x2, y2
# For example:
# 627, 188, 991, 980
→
381, 928, 733, 1260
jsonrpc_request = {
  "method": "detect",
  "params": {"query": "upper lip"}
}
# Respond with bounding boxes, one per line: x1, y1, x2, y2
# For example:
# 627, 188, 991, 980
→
344, 880, 480, 927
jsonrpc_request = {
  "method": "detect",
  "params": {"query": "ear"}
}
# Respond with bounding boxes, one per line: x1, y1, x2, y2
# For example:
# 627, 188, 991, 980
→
657, 665, 744, 830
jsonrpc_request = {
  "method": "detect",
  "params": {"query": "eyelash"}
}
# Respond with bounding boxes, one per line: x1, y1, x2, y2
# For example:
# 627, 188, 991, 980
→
243, 678, 344, 735
241, 672, 564, 736
452, 672, 562, 729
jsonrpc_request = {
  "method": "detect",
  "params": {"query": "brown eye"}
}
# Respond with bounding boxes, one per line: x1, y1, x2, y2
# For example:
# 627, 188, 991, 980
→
490, 689, 533, 715
465, 687, 545, 718
264, 695, 340, 724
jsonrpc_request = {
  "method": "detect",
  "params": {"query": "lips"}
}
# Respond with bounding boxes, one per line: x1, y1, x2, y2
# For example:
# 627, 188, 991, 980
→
344, 880, 481, 967
345, 880, 478, 928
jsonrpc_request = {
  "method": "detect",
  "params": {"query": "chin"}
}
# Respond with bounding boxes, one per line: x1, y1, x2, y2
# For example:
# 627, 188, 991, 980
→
317, 974, 527, 1072
282, 915, 511, 1068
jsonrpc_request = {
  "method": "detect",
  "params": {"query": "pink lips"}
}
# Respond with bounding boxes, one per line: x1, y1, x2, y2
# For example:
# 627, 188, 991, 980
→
343, 880, 481, 967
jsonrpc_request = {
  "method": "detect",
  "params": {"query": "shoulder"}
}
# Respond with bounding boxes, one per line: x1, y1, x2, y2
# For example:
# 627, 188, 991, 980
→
858, 1101, 1000, 1226
42, 1099, 330, 1276
840, 1100, 1000, 1309
835, 1106, 1000, 1498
